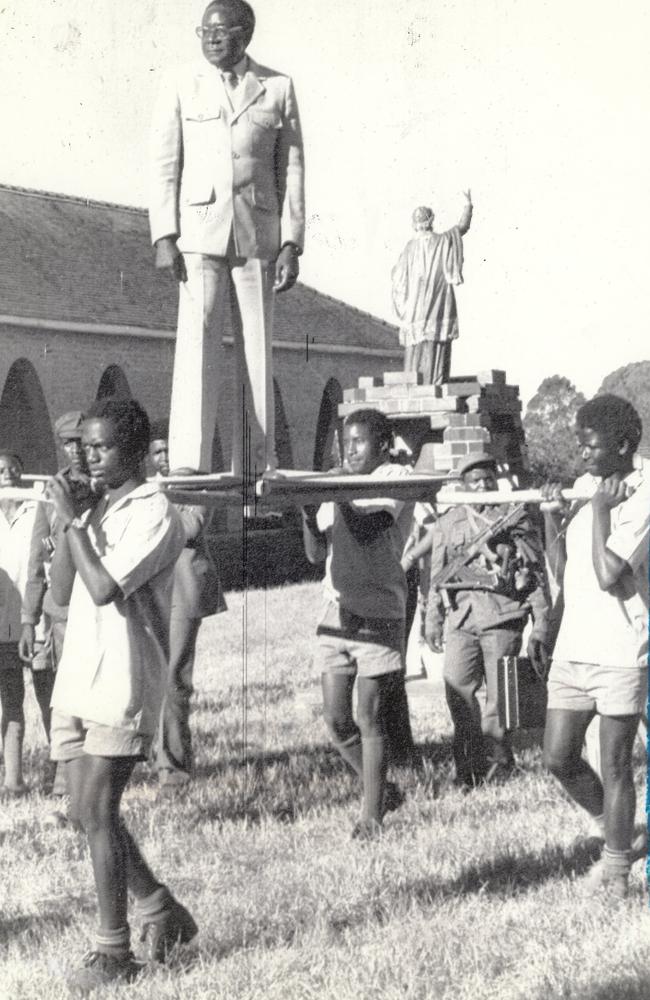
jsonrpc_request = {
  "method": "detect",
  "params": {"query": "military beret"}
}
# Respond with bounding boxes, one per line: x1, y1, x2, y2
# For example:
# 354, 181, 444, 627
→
456, 451, 498, 478
54, 410, 85, 441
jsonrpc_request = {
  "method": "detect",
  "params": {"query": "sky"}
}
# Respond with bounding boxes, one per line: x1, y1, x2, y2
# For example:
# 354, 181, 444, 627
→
1, 0, 649, 404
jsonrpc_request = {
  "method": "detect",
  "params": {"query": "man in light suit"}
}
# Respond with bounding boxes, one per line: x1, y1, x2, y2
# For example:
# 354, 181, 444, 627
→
149, 0, 305, 476
148, 426, 227, 788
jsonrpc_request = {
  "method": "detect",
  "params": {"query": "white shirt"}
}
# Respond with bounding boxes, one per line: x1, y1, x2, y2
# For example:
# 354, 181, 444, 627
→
553, 459, 650, 669
0, 501, 47, 641
52, 483, 185, 733
317, 463, 413, 620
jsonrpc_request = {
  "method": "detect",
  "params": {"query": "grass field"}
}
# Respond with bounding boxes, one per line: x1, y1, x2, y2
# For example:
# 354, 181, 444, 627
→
1, 581, 648, 1000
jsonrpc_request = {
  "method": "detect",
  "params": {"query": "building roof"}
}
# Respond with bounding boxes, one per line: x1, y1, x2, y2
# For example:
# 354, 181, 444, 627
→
0, 185, 398, 351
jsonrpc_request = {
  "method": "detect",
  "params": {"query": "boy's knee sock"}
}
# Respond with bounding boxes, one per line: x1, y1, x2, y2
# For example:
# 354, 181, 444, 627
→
95, 924, 131, 957
333, 732, 363, 779
133, 884, 172, 921
2, 720, 24, 788
603, 846, 631, 878
361, 736, 387, 825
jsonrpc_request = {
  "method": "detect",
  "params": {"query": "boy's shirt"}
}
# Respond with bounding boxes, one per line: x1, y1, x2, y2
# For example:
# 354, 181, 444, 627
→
0, 500, 48, 641
553, 458, 649, 669
52, 483, 185, 733
316, 462, 413, 621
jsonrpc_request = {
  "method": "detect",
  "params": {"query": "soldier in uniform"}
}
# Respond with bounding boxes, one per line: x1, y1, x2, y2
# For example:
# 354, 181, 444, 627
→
424, 453, 550, 787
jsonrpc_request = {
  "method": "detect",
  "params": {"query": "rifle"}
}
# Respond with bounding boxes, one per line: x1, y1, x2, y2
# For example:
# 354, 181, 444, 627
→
432, 503, 531, 599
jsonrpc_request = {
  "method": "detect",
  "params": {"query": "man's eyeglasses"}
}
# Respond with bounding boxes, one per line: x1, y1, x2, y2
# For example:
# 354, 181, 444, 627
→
195, 25, 244, 41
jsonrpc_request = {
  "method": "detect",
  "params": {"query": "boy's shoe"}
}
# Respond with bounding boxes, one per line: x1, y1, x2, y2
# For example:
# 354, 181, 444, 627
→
579, 863, 628, 900
140, 898, 198, 963
351, 818, 383, 841
67, 950, 142, 994
381, 781, 405, 818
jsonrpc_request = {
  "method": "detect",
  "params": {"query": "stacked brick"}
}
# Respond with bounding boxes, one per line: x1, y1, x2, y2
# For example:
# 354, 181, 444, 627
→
338, 369, 527, 475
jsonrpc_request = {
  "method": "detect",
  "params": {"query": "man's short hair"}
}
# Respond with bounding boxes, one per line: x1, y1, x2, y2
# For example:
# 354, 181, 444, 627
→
86, 397, 151, 462
344, 409, 393, 451
576, 394, 642, 453
205, 0, 255, 36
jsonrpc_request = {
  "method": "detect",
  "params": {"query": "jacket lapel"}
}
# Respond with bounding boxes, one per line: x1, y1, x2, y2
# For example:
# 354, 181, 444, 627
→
231, 61, 266, 122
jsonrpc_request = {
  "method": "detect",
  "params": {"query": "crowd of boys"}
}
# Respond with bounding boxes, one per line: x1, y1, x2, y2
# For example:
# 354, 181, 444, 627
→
0, 389, 647, 990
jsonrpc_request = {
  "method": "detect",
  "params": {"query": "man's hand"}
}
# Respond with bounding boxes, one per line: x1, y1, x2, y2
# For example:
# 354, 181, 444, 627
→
425, 622, 444, 653
591, 474, 627, 512
527, 635, 550, 680
463, 188, 472, 204
540, 481, 570, 515
154, 237, 187, 283
274, 244, 300, 293
18, 623, 35, 663
46, 473, 82, 528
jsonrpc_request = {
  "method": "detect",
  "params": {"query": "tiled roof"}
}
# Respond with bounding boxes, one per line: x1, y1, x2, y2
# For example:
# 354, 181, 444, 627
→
0, 185, 398, 351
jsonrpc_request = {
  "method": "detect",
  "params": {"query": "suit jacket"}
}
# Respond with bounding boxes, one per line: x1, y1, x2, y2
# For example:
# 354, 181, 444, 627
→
149, 56, 305, 259
173, 505, 226, 619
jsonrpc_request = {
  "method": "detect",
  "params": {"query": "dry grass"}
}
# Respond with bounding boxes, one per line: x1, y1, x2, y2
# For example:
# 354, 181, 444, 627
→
1, 581, 648, 999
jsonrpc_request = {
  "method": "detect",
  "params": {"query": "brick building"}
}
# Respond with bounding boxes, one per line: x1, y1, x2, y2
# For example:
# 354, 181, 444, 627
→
0, 185, 402, 476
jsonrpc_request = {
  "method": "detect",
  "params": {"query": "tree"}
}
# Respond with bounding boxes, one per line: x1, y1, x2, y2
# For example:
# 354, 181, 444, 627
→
598, 362, 650, 458
523, 375, 586, 483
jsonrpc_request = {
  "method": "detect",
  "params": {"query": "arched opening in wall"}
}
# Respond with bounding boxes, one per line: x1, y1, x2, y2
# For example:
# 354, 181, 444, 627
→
273, 379, 294, 470
0, 359, 57, 474
96, 365, 132, 401
313, 378, 343, 471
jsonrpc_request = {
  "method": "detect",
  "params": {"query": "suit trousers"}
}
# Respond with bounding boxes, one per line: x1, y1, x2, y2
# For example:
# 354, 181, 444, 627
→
169, 251, 276, 475
443, 624, 523, 779
155, 607, 201, 777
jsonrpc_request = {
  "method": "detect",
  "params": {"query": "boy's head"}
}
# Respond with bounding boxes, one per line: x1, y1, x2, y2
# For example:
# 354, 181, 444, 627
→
82, 397, 150, 489
343, 409, 392, 475
148, 419, 170, 477
0, 451, 23, 487
575, 394, 642, 478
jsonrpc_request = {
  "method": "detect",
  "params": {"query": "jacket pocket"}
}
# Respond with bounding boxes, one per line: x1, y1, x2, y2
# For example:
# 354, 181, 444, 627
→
183, 108, 222, 123
248, 109, 281, 130
251, 184, 278, 212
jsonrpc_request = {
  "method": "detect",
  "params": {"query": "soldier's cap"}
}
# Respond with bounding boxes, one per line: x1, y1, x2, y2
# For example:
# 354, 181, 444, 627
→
456, 452, 498, 478
54, 410, 85, 441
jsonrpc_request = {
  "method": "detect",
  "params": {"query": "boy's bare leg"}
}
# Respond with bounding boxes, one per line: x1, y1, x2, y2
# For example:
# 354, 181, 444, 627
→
599, 714, 638, 850
0, 665, 25, 790
357, 675, 391, 826
67, 756, 161, 935
321, 673, 363, 777
543, 709, 604, 817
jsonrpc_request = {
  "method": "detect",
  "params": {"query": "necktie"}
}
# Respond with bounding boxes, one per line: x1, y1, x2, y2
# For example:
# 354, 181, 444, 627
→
222, 71, 238, 109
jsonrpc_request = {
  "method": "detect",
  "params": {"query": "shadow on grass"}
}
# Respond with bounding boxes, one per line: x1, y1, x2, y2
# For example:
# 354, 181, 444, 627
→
127, 737, 451, 826
578, 978, 650, 1000
0, 899, 95, 945
325, 839, 606, 936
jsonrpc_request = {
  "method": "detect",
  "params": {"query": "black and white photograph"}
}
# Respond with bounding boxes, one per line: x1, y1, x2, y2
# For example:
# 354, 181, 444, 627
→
0, 1, 648, 997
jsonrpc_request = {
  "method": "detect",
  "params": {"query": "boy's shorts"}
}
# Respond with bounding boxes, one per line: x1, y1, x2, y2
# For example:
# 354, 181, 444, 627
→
547, 660, 648, 717
50, 711, 152, 761
315, 600, 404, 678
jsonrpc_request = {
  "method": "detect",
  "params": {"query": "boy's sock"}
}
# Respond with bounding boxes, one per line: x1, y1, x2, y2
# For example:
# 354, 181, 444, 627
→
361, 735, 387, 825
95, 925, 131, 958
333, 732, 363, 779
602, 845, 631, 883
133, 885, 172, 921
